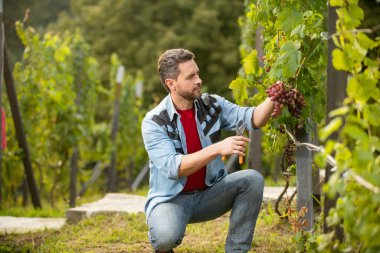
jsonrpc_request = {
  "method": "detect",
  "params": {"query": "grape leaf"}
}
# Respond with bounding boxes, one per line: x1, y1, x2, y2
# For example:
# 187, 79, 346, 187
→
319, 117, 342, 142
242, 50, 263, 76
364, 104, 380, 127
347, 74, 379, 102
269, 41, 301, 80
330, 0, 345, 7
229, 77, 248, 105
332, 49, 350, 71
275, 7, 303, 34
357, 33, 376, 50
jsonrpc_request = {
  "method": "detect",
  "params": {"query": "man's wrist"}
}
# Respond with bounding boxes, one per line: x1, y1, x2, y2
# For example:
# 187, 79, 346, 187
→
209, 142, 221, 157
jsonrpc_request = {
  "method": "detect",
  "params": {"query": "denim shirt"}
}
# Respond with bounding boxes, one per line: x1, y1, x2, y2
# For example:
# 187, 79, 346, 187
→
141, 93, 256, 219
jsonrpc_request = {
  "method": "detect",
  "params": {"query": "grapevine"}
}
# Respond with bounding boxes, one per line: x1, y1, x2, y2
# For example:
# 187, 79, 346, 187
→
232, 0, 327, 238
2, 22, 147, 207
265, 81, 306, 118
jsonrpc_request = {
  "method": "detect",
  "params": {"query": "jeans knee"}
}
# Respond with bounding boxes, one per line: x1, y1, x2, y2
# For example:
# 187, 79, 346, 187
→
150, 228, 183, 251
244, 169, 264, 193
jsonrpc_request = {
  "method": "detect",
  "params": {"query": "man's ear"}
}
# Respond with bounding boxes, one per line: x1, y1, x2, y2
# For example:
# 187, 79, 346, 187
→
165, 79, 175, 91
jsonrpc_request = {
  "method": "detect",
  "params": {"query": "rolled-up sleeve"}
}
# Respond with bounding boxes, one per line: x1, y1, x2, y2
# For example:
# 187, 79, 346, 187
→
142, 117, 183, 180
213, 95, 257, 131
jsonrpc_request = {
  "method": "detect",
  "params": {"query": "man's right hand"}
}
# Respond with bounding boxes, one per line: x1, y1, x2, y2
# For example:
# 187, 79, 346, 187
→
216, 136, 250, 157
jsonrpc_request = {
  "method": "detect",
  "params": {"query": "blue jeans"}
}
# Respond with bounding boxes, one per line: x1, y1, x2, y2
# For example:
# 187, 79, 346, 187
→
147, 169, 264, 253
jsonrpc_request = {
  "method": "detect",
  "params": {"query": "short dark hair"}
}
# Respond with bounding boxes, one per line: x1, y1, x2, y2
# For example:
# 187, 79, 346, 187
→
157, 49, 195, 92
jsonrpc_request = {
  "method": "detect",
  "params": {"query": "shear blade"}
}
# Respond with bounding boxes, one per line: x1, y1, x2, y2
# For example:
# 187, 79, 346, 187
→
236, 120, 246, 136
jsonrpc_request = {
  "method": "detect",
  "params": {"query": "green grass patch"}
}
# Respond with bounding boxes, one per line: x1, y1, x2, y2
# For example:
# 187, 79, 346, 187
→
0, 201, 66, 218
0, 193, 104, 218
0, 205, 296, 252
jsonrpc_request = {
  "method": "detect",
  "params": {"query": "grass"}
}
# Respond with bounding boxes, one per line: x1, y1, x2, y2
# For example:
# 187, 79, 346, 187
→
0, 177, 291, 218
0, 193, 104, 218
0, 203, 296, 253
0, 181, 298, 252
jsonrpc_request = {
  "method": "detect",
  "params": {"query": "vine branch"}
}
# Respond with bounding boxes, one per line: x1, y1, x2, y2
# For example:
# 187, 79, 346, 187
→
327, 24, 380, 40
283, 126, 380, 194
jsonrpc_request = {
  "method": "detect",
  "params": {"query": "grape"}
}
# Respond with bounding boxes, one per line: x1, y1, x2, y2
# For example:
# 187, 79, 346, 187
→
265, 81, 305, 118
284, 141, 296, 166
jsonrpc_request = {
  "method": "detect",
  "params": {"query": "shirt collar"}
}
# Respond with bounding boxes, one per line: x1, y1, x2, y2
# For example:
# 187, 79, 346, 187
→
165, 94, 178, 122
165, 94, 199, 121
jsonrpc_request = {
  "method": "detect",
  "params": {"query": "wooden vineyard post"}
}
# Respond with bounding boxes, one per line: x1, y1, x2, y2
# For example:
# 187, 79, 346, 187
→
107, 65, 124, 192
4, 45, 41, 208
311, 130, 321, 213
295, 127, 314, 231
324, 4, 347, 239
248, 26, 264, 173
0, 0, 4, 205
69, 62, 83, 207
69, 147, 79, 207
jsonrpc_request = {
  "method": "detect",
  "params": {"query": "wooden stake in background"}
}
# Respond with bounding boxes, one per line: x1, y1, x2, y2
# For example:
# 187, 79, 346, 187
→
4, 45, 42, 208
107, 65, 124, 192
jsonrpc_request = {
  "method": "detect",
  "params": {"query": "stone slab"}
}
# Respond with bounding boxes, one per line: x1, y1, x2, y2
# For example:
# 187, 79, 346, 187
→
66, 193, 146, 224
0, 216, 65, 234
66, 188, 295, 223
263, 186, 296, 202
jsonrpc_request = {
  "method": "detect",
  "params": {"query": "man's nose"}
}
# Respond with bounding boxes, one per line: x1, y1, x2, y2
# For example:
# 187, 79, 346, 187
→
195, 75, 202, 85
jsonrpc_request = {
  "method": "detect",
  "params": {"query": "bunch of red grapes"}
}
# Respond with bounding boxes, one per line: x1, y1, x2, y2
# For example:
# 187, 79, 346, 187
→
265, 81, 305, 118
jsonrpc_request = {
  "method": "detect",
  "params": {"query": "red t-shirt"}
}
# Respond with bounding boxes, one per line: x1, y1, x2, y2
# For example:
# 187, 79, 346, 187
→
177, 107, 207, 192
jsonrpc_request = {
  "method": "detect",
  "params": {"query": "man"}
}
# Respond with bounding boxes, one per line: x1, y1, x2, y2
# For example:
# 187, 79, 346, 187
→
142, 49, 275, 253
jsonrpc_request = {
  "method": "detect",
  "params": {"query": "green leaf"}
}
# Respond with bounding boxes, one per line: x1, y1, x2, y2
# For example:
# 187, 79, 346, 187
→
328, 106, 350, 117
335, 145, 352, 162
343, 124, 367, 140
290, 25, 305, 38
353, 145, 372, 169
242, 50, 263, 76
347, 74, 379, 102
275, 7, 303, 34
229, 77, 248, 105
347, 4, 364, 22
249, 89, 267, 106
332, 49, 350, 71
15, 21, 28, 46
314, 152, 327, 169
336, 5, 363, 28
347, 77, 361, 100
329, 0, 345, 7
357, 33, 376, 50
363, 104, 380, 127
269, 41, 301, 80
319, 117, 343, 142
325, 140, 336, 155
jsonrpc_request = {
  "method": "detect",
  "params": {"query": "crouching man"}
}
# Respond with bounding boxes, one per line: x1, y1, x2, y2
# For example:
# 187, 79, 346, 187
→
141, 49, 275, 253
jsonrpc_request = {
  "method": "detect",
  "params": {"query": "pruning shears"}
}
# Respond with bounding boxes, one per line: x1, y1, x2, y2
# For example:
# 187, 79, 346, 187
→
236, 120, 247, 164
222, 120, 247, 164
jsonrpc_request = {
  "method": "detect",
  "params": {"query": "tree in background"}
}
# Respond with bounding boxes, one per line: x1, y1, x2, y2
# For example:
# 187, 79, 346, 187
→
4, 0, 70, 63
52, 0, 244, 106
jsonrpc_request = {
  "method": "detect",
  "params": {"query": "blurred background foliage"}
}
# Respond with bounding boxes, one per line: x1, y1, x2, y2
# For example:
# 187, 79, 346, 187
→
6, 0, 244, 105
2, 0, 244, 208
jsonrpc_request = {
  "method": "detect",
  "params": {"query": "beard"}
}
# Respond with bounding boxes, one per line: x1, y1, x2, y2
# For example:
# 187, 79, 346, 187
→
177, 88, 202, 100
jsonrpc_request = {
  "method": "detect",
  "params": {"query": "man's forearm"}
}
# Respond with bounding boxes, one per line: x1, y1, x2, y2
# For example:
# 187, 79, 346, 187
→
252, 98, 274, 128
178, 144, 219, 177
178, 135, 250, 177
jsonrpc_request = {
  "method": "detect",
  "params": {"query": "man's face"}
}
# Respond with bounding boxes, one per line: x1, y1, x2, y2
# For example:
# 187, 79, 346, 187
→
172, 59, 202, 100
